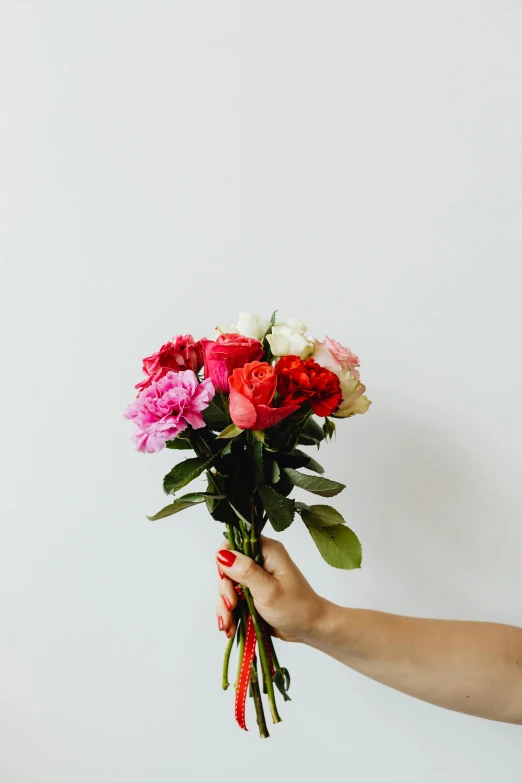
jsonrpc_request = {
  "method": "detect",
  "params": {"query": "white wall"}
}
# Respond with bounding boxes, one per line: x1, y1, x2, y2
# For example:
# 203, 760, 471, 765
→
1, 2, 521, 781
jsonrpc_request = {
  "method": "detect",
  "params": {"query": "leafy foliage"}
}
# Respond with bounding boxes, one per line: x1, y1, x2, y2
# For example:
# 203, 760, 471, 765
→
283, 468, 345, 497
148, 492, 221, 521
217, 423, 243, 439
163, 454, 217, 494
258, 484, 295, 531
297, 416, 325, 447
298, 503, 345, 527
165, 437, 193, 450
306, 524, 362, 570
156, 374, 362, 572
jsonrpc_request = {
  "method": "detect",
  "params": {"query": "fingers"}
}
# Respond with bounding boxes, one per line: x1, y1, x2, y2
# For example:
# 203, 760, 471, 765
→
214, 535, 287, 638
215, 538, 237, 638
217, 570, 238, 611
216, 596, 236, 638
259, 535, 290, 577
215, 546, 276, 601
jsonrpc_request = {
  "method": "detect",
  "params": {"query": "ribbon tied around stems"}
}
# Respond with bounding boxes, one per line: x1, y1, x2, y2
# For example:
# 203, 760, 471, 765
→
233, 585, 275, 731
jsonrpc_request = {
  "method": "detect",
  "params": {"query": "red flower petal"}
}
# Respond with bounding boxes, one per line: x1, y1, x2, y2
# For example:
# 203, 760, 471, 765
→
254, 403, 300, 430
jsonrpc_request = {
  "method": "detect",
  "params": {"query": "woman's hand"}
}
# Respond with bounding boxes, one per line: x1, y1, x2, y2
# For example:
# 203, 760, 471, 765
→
215, 535, 324, 643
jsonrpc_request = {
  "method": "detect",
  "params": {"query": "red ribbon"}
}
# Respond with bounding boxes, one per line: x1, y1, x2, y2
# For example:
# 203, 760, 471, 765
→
233, 584, 275, 731
235, 614, 257, 730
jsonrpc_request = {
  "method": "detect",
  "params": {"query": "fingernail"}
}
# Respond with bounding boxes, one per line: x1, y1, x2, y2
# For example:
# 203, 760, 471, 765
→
226, 630, 232, 638
217, 550, 236, 567
218, 616, 224, 631
218, 566, 225, 580
223, 595, 232, 611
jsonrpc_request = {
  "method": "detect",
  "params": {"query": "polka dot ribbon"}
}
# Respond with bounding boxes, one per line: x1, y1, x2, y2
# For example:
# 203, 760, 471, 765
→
234, 586, 276, 731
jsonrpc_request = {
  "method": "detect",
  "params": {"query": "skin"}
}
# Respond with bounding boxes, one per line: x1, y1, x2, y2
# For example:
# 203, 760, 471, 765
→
216, 536, 522, 725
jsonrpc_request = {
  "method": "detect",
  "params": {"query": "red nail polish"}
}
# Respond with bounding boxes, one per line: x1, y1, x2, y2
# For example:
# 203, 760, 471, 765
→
223, 595, 232, 611
217, 550, 236, 567
226, 630, 232, 638
218, 566, 225, 580
218, 616, 224, 631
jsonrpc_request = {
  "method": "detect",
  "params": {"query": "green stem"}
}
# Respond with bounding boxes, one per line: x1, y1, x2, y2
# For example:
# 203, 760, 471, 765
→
225, 523, 235, 550
288, 406, 313, 453
235, 612, 246, 690
242, 586, 282, 724
250, 656, 270, 738
222, 633, 235, 690
268, 633, 281, 672
237, 516, 252, 559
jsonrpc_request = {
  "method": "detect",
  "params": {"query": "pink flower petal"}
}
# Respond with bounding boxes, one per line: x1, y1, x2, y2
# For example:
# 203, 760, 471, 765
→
229, 385, 257, 429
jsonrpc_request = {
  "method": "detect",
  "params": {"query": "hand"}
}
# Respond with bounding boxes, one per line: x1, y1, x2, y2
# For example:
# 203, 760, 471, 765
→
215, 535, 324, 643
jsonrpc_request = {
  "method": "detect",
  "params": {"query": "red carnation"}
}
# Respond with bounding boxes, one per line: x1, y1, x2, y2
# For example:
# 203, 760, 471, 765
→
135, 335, 204, 392
275, 355, 343, 417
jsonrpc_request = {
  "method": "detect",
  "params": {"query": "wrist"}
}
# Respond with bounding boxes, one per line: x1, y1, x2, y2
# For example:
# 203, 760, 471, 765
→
300, 596, 340, 648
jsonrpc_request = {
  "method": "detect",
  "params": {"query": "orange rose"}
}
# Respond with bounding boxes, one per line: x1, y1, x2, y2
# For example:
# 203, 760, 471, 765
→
229, 362, 299, 430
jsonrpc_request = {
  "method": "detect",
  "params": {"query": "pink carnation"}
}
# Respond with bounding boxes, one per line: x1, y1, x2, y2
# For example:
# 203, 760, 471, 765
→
124, 370, 215, 453
135, 335, 204, 392
312, 336, 360, 379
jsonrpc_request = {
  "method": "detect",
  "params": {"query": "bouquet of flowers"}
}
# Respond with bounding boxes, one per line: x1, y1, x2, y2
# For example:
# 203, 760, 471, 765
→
124, 312, 371, 738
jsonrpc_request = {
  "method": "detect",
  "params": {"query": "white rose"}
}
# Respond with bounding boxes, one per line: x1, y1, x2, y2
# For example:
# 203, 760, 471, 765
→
215, 311, 269, 342
330, 367, 372, 418
266, 318, 314, 360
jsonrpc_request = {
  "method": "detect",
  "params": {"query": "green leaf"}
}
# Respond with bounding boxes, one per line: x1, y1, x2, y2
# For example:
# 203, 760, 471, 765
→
283, 468, 345, 497
306, 523, 362, 569
299, 504, 346, 528
323, 417, 336, 441
273, 670, 291, 701
275, 449, 324, 473
252, 429, 265, 443
163, 455, 216, 495
299, 416, 325, 446
270, 459, 281, 483
305, 455, 325, 474
147, 492, 220, 520
293, 448, 324, 474
209, 498, 238, 524
221, 440, 233, 456
258, 484, 295, 531
165, 438, 193, 450
217, 423, 243, 439
203, 398, 229, 429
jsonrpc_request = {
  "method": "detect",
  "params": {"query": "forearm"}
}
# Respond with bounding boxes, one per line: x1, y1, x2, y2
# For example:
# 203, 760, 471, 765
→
306, 600, 522, 724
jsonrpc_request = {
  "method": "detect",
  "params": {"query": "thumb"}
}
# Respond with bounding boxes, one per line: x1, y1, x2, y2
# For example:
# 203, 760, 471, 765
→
216, 548, 274, 598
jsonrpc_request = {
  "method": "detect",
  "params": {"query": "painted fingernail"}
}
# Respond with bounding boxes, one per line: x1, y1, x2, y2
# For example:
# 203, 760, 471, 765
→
218, 616, 224, 631
218, 566, 225, 580
223, 595, 232, 611
217, 550, 236, 567
226, 630, 232, 638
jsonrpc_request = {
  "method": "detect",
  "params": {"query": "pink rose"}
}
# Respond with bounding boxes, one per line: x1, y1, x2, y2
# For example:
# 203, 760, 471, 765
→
135, 335, 204, 392
201, 334, 264, 392
229, 362, 299, 430
312, 336, 360, 379
124, 370, 215, 453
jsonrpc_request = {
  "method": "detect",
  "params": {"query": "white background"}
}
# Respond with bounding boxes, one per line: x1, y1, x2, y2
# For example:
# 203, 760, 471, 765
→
1, 2, 522, 781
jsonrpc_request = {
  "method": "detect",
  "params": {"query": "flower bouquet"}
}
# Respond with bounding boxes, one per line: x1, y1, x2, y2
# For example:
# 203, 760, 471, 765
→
124, 312, 371, 737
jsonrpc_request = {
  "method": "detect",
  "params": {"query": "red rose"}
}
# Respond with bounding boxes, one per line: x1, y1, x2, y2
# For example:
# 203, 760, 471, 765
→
229, 362, 299, 430
135, 335, 204, 391
275, 355, 343, 416
201, 334, 264, 392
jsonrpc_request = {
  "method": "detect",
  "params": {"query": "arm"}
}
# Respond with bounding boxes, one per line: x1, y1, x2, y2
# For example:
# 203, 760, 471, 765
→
215, 537, 522, 725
